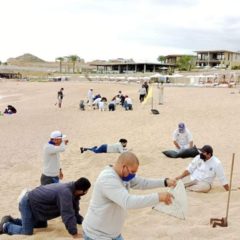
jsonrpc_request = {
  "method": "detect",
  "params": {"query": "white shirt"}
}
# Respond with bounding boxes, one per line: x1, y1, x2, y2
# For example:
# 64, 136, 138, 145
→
187, 155, 228, 185
93, 97, 101, 105
139, 87, 147, 95
173, 128, 193, 149
125, 97, 132, 105
87, 90, 93, 100
83, 166, 165, 240
42, 142, 66, 176
107, 143, 127, 153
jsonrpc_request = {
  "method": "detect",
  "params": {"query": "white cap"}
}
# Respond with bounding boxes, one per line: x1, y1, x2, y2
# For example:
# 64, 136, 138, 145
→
50, 130, 66, 139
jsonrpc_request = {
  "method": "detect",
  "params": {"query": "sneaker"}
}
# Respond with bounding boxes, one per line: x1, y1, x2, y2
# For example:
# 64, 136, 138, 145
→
80, 147, 84, 153
0, 215, 13, 234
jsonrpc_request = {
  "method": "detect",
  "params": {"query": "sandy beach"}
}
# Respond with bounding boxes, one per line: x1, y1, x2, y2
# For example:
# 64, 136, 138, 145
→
1, 80, 240, 240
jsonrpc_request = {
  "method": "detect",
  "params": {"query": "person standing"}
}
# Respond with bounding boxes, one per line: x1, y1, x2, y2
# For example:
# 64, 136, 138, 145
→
82, 152, 175, 240
0, 177, 91, 238
139, 85, 147, 102
40, 130, 68, 185
57, 88, 64, 108
158, 81, 164, 105
173, 123, 193, 151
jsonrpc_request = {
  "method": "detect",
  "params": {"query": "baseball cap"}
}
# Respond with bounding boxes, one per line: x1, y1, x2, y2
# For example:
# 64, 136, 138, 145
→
198, 145, 213, 155
178, 122, 185, 129
50, 130, 66, 139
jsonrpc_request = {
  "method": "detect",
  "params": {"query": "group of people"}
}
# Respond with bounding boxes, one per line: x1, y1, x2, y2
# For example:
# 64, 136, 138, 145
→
0, 131, 176, 239
0, 124, 231, 239
85, 89, 133, 111
172, 122, 229, 193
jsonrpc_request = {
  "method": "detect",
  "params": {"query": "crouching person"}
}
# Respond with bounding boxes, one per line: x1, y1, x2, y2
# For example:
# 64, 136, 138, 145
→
0, 177, 91, 238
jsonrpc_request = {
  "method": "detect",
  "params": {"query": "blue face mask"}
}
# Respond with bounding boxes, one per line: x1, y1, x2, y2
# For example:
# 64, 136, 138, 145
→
122, 173, 136, 182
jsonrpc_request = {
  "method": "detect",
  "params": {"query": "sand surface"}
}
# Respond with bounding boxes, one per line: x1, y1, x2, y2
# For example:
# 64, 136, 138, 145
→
0, 80, 240, 240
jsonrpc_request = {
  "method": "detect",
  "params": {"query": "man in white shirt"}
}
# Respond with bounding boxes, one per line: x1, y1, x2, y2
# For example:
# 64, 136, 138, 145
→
80, 139, 128, 154
40, 130, 68, 185
173, 123, 193, 151
82, 152, 176, 240
175, 145, 229, 193
123, 96, 133, 110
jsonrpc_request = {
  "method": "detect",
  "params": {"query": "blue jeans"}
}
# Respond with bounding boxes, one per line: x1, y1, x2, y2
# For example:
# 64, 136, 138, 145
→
83, 232, 124, 240
5, 193, 34, 235
86, 144, 107, 153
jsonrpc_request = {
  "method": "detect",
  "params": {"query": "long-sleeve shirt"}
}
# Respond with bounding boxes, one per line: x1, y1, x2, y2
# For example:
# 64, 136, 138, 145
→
28, 182, 81, 236
42, 142, 66, 177
187, 155, 228, 185
83, 166, 165, 239
107, 143, 127, 153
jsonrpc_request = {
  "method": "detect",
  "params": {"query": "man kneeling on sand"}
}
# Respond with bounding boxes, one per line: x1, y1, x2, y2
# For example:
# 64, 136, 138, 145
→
175, 145, 229, 193
80, 139, 128, 154
0, 177, 91, 238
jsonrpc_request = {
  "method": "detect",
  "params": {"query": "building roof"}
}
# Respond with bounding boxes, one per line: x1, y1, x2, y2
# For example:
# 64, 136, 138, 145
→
194, 50, 239, 53
90, 62, 175, 66
165, 54, 196, 58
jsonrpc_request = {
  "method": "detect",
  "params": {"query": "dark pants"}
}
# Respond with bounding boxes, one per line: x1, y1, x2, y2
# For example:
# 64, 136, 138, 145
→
86, 144, 107, 153
40, 174, 59, 185
4, 193, 47, 235
109, 103, 115, 111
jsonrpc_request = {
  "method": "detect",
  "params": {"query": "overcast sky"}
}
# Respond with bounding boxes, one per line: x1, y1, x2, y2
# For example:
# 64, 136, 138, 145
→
1, 0, 240, 62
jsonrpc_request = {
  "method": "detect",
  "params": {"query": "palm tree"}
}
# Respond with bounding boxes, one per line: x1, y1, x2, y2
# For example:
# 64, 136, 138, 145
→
68, 55, 80, 73
157, 55, 166, 63
55, 57, 64, 73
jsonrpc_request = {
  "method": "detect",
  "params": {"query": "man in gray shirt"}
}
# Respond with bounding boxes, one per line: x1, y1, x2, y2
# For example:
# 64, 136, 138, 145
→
40, 130, 68, 185
82, 152, 176, 240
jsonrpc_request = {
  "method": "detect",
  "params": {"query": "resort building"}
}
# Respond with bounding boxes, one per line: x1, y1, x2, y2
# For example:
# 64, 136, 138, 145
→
90, 62, 175, 74
195, 50, 240, 68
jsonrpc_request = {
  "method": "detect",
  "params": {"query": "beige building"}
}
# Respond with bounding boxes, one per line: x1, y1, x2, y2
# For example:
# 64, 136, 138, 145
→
195, 50, 240, 68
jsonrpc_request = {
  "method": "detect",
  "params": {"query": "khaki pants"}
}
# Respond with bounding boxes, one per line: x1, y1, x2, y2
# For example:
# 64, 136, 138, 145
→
183, 178, 211, 193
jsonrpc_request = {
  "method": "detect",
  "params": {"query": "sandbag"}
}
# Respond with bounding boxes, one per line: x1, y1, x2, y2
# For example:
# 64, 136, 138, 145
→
162, 147, 199, 159
162, 150, 179, 158
151, 109, 160, 115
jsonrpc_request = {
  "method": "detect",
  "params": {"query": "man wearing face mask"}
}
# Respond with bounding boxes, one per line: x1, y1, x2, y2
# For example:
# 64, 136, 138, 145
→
0, 177, 91, 238
82, 152, 175, 240
175, 145, 229, 193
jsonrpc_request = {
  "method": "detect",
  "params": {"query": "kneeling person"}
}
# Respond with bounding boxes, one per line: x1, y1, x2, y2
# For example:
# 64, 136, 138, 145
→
0, 177, 91, 238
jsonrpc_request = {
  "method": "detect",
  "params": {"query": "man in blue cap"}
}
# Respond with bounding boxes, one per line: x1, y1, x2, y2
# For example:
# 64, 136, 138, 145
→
173, 122, 193, 151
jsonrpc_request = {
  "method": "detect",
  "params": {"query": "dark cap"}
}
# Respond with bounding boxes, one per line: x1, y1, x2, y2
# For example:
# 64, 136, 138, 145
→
198, 145, 213, 155
178, 122, 185, 129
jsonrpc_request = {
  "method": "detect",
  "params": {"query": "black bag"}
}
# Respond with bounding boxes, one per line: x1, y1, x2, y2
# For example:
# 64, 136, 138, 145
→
151, 109, 159, 115
162, 146, 199, 159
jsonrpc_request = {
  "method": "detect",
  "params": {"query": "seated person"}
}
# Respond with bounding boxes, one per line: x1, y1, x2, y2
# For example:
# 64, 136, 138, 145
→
4, 105, 17, 114
175, 145, 229, 193
173, 123, 193, 151
79, 100, 85, 111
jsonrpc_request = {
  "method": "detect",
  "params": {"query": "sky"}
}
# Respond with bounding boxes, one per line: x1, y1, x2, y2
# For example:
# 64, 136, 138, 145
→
1, 0, 240, 62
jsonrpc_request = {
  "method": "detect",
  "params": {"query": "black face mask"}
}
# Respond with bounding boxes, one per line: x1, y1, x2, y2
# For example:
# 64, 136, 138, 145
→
200, 153, 207, 161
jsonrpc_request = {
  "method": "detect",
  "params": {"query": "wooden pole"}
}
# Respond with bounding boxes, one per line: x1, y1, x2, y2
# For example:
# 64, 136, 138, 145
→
225, 153, 235, 220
